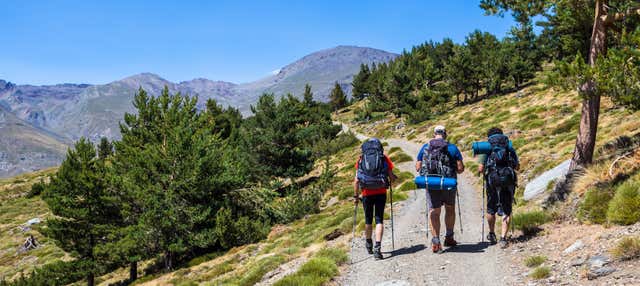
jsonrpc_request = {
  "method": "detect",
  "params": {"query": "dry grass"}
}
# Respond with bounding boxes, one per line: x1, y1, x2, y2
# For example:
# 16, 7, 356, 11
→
610, 236, 640, 261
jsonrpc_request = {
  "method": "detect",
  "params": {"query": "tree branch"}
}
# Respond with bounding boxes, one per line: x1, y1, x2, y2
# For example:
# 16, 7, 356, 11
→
602, 8, 640, 25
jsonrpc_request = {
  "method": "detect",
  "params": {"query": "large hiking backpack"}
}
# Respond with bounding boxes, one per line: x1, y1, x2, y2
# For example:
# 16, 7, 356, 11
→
421, 138, 456, 178
357, 139, 389, 189
486, 134, 517, 186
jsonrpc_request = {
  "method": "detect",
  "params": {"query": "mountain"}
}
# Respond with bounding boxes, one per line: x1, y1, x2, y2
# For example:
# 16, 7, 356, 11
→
0, 45, 397, 176
0, 105, 68, 177
236, 46, 398, 104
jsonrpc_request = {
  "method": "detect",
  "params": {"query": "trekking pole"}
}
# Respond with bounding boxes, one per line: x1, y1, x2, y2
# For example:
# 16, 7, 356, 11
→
389, 181, 395, 251
456, 189, 463, 234
424, 175, 430, 241
350, 198, 358, 264
481, 176, 485, 242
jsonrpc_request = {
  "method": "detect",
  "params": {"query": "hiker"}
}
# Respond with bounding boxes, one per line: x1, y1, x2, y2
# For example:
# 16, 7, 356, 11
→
477, 127, 519, 249
354, 138, 395, 260
416, 125, 464, 253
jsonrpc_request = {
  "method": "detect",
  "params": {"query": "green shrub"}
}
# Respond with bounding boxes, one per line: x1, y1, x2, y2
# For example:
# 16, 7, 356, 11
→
315, 248, 348, 265
529, 266, 550, 279
524, 255, 547, 267
398, 181, 416, 192
610, 236, 640, 260
390, 152, 413, 163
273, 257, 338, 286
512, 210, 550, 235
26, 180, 46, 198
388, 147, 402, 154
578, 187, 614, 224
607, 180, 640, 225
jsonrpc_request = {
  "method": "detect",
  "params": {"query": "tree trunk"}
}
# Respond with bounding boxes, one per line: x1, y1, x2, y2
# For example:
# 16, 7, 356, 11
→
570, 0, 607, 170
165, 251, 173, 270
87, 273, 95, 286
129, 261, 138, 282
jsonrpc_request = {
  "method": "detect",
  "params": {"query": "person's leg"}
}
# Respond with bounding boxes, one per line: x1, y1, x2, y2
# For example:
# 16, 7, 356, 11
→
443, 188, 457, 238
362, 196, 374, 253
373, 194, 386, 243
429, 207, 442, 237
373, 194, 386, 259
499, 185, 514, 248
485, 183, 498, 243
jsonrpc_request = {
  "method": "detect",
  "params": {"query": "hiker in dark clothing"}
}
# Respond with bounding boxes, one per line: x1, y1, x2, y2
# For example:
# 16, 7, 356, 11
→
416, 125, 465, 253
477, 127, 520, 249
354, 138, 395, 260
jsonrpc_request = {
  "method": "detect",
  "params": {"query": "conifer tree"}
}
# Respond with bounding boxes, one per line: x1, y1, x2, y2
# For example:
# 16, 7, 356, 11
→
329, 82, 347, 111
352, 64, 371, 100
303, 83, 315, 107
43, 138, 120, 286
114, 87, 248, 270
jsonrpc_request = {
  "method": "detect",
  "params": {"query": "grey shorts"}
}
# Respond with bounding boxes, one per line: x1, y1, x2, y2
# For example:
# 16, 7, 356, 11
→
425, 188, 456, 209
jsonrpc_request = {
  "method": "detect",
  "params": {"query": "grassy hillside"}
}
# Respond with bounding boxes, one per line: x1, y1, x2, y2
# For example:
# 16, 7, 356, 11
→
0, 168, 69, 281
0, 136, 414, 285
336, 83, 640, 201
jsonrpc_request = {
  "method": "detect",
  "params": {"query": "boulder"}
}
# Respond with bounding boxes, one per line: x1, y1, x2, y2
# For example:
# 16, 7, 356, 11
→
524, 159, 571, 201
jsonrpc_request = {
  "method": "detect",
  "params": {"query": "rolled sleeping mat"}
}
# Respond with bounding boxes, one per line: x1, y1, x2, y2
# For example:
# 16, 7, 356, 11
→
414, 175, 457, 191
472, 140, 513, 155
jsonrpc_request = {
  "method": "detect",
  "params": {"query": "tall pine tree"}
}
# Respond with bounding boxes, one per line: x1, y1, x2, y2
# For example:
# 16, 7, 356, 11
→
329, 82, 347, 111
43, 138, 120, 286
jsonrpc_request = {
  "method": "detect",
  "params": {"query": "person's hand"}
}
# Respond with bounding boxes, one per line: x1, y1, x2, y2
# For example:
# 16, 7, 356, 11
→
353, 195, 360, 205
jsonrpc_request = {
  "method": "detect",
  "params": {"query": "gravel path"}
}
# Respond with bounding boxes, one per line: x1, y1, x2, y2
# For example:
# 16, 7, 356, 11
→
338, 124, 510, 286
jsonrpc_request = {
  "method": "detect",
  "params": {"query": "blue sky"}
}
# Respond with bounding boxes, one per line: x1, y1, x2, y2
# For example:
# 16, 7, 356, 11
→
1, 1, 517, 85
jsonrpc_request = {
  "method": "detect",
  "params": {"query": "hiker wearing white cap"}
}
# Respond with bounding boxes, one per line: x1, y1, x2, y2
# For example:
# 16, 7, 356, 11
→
415, 125, 465, 253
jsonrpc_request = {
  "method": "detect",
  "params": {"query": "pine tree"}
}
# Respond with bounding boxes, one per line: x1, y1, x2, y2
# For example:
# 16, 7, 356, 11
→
303, 83, 315, 107
43, 138, 120, 286
329, 82, 348, 111
97, 137, 113, 159
351, 64, 371, 100
114, 87, 248, 270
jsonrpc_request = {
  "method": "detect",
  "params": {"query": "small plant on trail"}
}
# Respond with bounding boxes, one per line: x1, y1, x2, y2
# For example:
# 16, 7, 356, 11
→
610, 236, 640, 261
529, 266, 550, 279
524, 255, 547, 267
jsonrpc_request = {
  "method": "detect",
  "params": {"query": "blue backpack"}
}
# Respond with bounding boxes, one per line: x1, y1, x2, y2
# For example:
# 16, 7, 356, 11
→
357, 139, 389, 189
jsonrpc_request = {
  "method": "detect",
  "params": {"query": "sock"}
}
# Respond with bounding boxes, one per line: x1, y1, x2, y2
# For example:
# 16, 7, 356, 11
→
366, 238, 372, 244
375, 241, 381, 247
445, 230, 454, 237
431, 236, 440, 244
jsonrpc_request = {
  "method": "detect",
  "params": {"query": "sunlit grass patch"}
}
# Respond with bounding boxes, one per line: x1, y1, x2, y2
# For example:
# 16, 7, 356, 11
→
524, 255, 547, 267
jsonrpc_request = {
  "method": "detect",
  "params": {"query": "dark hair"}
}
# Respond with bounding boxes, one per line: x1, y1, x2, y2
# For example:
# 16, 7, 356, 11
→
487, 127, 503, 137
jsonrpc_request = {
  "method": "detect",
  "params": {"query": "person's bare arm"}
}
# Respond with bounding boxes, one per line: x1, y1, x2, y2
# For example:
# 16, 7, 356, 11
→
478, 164, 485, 174
415, 161, 422, 173
457, 160, 465, 174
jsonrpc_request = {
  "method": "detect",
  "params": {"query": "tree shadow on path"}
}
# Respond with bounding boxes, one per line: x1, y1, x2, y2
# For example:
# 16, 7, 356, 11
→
442, 242, 491, 253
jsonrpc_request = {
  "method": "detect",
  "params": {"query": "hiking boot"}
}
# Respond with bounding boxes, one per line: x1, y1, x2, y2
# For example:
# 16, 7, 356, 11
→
487, 232, 497, 245
373, 245, 383, 260
365, 239, 373, 254
431, 237, 443, 253
444, 235, 458, 247
499, 237, 508, 249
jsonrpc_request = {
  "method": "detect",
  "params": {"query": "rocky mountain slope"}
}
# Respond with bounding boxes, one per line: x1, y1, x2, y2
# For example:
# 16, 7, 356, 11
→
0, 46, 397, 177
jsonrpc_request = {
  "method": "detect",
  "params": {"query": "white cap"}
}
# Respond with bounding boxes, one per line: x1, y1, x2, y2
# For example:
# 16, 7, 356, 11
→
434, 125, 446, 134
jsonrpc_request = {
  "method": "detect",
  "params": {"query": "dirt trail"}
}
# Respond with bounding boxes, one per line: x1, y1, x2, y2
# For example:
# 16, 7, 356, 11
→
338, 124, 509, 286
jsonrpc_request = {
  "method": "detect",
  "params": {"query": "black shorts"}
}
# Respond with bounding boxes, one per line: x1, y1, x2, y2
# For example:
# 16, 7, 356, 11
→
486, 182, 515, 216
425, 188, 456, 209
362, 194, 386, 224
